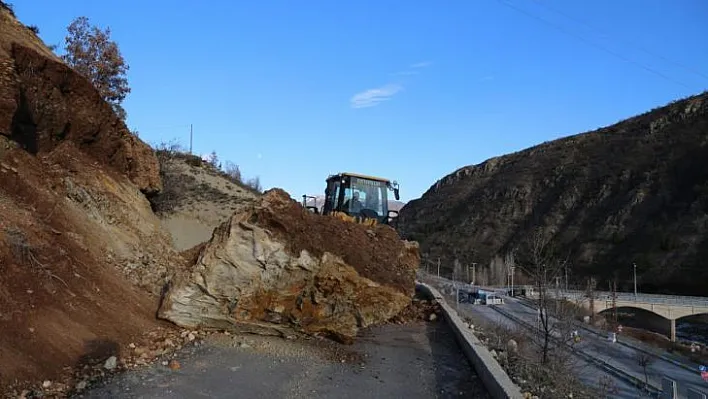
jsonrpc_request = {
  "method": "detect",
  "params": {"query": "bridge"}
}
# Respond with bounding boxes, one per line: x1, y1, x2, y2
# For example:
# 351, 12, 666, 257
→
515, 286, 708, 342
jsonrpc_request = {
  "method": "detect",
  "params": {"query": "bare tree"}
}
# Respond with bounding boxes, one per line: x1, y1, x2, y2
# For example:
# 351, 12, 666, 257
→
504, 250, 516, 293
245, 176, 262, 193
205, 150, 220, 169
585, 276, 597, 323
489, 255, 506, 286
453, 258, 463, 282
635, 352, 655, 391
223, 161, 242, 184
520, 227, 573, 364
597, 375, 620, 398
62, 16, 130, 120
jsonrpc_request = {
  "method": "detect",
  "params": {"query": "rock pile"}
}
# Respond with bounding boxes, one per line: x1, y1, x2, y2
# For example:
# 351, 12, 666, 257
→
159, 188, 420, 343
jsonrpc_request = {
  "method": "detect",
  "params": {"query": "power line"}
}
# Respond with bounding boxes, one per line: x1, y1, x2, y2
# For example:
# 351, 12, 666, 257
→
528, 0, 708, 82
493, 0, 694, 90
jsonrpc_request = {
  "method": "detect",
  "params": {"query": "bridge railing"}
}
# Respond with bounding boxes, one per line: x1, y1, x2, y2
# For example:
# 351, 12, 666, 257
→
420, 271, 708, 308
557, 290, 708, 307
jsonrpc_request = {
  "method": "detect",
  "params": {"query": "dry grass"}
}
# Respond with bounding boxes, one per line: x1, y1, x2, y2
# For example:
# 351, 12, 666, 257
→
621, 327, 708, 364
149, 142, 260, 215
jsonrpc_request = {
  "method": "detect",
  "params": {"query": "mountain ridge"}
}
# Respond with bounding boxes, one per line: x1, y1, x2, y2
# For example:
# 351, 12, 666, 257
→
398, 91, 708, 296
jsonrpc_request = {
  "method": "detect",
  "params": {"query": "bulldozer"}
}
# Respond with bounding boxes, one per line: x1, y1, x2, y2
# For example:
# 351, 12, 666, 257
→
302, 172, 400, 227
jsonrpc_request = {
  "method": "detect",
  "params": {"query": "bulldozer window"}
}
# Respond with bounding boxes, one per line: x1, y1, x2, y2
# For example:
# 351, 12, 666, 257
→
326, 179, 341, 212
341, 188, 364, 213
344, 177, 387, 217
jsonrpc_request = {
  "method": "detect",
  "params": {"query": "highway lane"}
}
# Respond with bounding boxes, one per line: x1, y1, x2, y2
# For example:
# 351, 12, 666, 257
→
457, 301, 646, 398
424, 276, 708, 397
498, 298, 708, 398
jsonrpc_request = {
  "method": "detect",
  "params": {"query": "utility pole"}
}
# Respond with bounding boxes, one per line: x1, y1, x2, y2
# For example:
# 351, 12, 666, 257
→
633, 263, 637, 300
611, 279, 618, 323
510, 266, 515, 297
189, 124, 193, 154
437, 257, 440, 277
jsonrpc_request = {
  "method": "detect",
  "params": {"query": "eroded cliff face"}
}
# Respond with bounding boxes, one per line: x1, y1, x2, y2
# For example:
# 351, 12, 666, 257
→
0, 17, 160, 194
0, 7, 178, 389
399, 92, 708, 295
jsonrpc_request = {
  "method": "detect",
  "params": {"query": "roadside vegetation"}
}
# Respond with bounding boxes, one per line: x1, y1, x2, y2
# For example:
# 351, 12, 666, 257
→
17, 8, 265, 208
149, 140, 262, 215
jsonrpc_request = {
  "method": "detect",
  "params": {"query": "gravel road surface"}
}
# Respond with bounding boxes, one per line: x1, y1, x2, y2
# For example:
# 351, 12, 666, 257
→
74, 321, 490, 399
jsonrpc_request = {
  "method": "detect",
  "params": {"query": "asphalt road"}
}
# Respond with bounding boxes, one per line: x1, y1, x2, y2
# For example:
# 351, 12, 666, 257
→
465, 297, 708, 398
460, 301, 648, 398
74, 321, 491, 399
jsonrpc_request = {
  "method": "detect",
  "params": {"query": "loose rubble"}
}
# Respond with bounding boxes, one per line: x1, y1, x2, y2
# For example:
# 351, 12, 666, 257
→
387, 295, 443, 324
159, 189, 420, 343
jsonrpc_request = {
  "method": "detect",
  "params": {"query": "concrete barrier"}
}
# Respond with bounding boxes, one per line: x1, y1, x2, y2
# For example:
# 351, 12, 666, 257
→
660, 377, 677, 398
688, 388, 707, 399
417, 281, 524, 399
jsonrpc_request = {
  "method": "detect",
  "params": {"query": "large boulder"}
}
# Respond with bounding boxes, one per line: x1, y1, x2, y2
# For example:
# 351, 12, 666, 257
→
158, 188, 420, 343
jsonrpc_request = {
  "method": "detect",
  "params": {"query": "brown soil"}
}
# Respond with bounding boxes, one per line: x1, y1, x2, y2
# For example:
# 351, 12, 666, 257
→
3, 42, 160, 194
180, 243, 207, 268
388, 297, 443, 324
0, 146, 165, 391
248, 189, 419, 296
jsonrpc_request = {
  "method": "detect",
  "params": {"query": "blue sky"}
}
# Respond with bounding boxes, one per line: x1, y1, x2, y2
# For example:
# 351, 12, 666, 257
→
13, 0, 708, 202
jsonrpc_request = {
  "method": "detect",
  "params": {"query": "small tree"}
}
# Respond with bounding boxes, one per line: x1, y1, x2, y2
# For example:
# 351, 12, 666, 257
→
62, 16, 130, 120
489, 255, 506, 286
635, 352, 655, 391
205, 150, 219, 168
245, 176, 262, 193
504, 250, 516, 292
521, 227, 573, 364
223, 161, 242, 183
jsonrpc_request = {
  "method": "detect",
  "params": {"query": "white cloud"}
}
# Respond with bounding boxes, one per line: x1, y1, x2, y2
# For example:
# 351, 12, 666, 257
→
350, 60, 431, 109
390, 70, 419, 77
410, 61, 432, 68
350, 84, 403, 109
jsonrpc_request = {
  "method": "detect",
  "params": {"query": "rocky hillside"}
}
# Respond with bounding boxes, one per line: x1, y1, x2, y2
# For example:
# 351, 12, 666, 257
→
150, 149, 260, 251
398, 92, 708, 296
0, 3, 185, 391
0, 5, 420, 394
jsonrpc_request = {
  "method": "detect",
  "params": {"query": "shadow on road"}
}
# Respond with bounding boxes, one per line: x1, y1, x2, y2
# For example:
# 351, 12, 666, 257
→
415, 284, 492, 399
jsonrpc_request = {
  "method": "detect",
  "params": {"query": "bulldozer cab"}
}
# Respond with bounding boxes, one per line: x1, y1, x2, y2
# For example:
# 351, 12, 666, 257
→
321, 172, 400, 225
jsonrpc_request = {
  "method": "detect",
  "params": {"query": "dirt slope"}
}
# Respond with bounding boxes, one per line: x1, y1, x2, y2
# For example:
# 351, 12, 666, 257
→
0, 6, 182, 391
0, 4, 419, 394
150, 152, 260, 251
398, 92, 708, 295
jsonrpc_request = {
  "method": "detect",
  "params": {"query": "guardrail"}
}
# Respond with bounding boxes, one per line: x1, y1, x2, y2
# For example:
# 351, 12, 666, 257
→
416, 282, 524, 399
561, 290, 708, 307
481, 285, 708, 307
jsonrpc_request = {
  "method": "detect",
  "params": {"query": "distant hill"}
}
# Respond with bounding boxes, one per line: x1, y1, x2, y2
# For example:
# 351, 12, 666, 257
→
303, 195, 406, 213
398, 92, 708, 296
